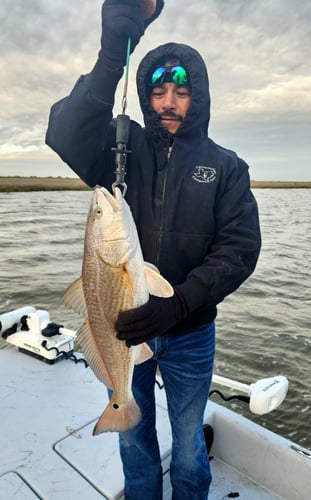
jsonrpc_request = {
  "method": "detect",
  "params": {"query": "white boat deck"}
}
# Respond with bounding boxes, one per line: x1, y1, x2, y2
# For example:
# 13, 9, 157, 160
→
1, 348, 310, 499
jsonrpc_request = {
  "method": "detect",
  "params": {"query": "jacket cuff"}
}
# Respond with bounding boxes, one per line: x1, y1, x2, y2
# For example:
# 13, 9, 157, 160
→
175, 277, 209, 314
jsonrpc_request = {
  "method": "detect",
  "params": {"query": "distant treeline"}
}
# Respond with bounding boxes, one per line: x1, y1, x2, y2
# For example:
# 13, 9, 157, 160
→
0, 177, 90, 192
0, 177, 310, 192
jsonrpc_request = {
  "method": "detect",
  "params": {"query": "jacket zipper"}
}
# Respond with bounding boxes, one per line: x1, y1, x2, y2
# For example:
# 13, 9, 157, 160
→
156, 145, 173, 268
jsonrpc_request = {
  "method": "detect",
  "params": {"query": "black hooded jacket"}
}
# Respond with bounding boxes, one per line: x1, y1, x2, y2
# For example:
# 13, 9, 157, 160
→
46, 42, 261, 331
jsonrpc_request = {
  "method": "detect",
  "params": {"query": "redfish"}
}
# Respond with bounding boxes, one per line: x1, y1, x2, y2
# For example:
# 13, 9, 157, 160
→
63, 187, 172, 434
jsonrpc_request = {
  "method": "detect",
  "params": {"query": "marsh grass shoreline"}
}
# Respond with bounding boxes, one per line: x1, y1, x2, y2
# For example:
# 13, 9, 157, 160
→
0, 176, 310, 192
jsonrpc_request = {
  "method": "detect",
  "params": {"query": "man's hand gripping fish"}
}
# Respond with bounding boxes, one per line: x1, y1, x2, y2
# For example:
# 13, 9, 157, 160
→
63, 187, 173, 435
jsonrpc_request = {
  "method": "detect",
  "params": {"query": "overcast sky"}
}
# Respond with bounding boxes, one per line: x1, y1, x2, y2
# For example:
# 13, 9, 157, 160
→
1, 0, 310, 181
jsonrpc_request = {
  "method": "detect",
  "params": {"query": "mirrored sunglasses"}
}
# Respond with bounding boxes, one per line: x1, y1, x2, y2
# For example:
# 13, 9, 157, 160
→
151, 65, 189, 86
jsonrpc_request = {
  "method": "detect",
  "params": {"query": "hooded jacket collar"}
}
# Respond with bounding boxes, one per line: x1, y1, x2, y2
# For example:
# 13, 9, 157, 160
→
136, 42, 210, 141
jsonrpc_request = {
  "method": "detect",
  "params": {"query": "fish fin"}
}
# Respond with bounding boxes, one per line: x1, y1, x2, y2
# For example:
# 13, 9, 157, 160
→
144, 266, 174, 298
145, 261, 160, 273
93, 396, 141, 435
62, 277, 87, 317
77, 320, 114, 389
134, 342, 153, 365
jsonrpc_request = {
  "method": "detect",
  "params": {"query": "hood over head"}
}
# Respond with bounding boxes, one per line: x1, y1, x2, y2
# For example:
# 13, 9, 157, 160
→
136, 42, 210, 139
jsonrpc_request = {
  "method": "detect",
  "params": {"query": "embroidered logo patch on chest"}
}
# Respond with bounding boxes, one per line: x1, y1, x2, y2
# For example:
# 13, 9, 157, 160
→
192, 166, 216, 184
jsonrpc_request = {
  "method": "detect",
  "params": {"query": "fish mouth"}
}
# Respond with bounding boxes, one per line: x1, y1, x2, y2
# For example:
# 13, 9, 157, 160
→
90, 187, 123, 225
94, 186, 123, 212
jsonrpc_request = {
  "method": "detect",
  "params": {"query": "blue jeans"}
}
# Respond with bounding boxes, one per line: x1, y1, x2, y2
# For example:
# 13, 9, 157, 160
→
119, 322, 215, 500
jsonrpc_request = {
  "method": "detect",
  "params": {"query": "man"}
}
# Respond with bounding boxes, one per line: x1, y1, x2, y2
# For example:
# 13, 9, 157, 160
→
46, 1, 261, 498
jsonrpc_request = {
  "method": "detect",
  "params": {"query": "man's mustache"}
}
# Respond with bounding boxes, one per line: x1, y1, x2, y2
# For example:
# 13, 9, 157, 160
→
158, 110, 183, 122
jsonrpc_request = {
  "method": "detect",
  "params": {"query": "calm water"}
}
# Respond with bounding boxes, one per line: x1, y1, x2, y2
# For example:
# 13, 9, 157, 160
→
0, 189, 310, 449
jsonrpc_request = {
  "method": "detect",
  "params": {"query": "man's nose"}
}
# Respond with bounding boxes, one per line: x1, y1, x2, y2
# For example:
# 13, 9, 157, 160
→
162, 90, 176, 109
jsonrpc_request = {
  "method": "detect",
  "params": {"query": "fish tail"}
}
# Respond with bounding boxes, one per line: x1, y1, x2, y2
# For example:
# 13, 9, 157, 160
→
92, 397, 141, 435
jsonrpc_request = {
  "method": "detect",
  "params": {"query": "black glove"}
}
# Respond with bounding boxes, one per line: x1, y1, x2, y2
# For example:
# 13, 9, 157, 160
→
116, 288, 189, 347
100, 0, 164, 69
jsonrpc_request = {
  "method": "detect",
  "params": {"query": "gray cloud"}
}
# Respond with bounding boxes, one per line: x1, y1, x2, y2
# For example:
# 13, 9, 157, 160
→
0, 0, 310, 180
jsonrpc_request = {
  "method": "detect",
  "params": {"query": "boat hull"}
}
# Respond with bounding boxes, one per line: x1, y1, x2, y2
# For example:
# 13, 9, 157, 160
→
0, 348, 310, 499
